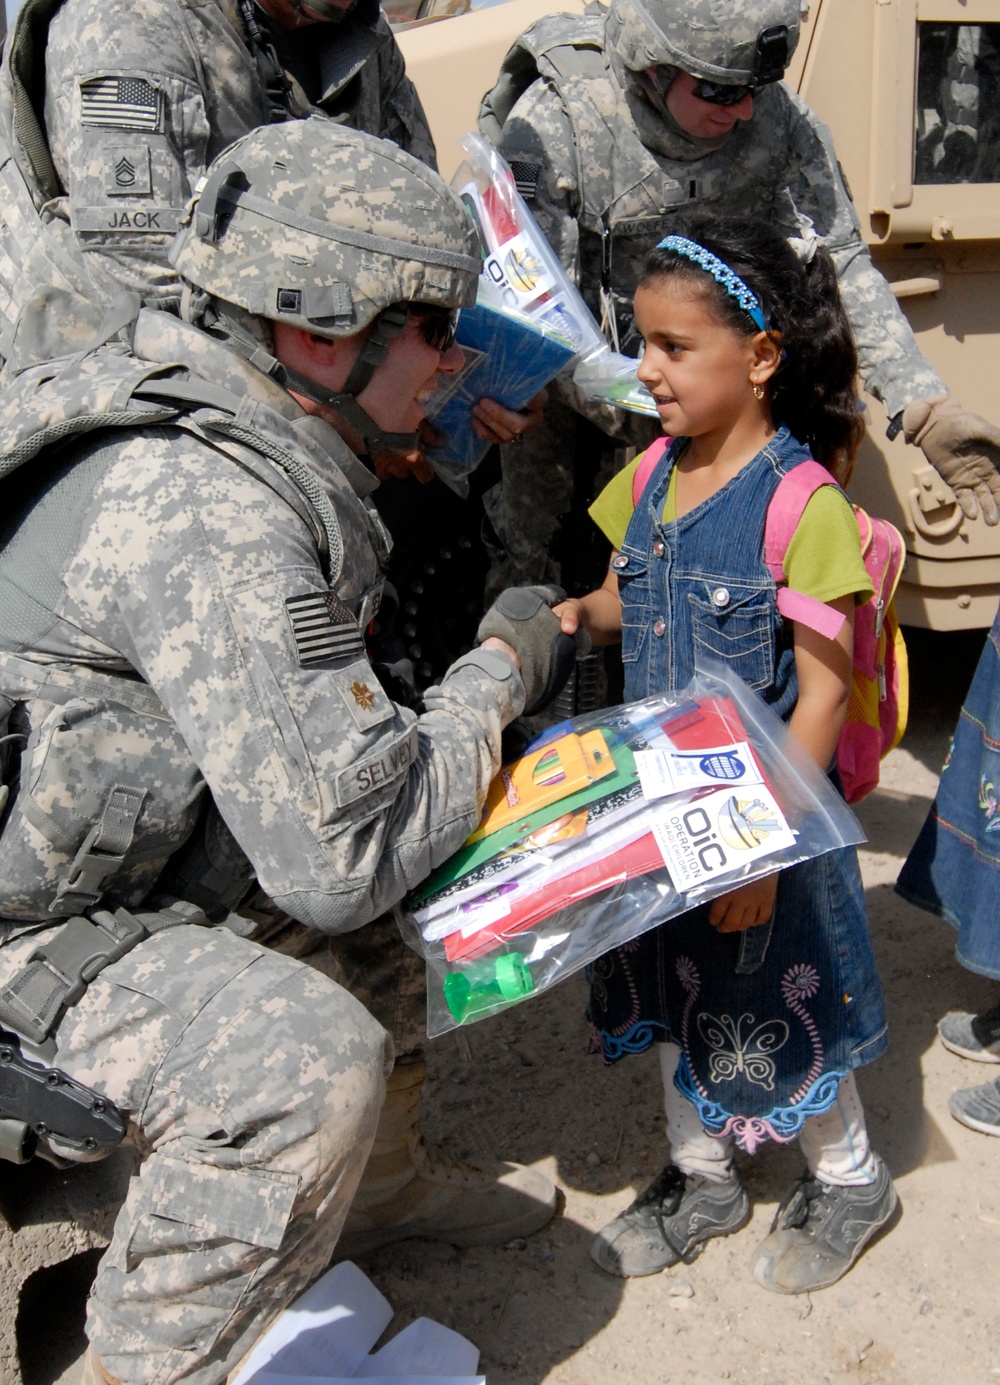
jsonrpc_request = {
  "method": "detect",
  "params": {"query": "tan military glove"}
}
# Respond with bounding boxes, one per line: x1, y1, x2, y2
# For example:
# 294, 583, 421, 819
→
902, 394, 1000, 526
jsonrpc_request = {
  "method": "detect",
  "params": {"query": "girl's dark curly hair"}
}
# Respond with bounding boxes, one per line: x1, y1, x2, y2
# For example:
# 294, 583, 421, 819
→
638, 213, 865, 483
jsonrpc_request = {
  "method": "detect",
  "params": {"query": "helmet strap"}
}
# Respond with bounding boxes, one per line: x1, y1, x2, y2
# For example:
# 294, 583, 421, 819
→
280, 365, 420, 457
200, 299, 287, 379
278, 306, 420, 457
339, 304, 410, 395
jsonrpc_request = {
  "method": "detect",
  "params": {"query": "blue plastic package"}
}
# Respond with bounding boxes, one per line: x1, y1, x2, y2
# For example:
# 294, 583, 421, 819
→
423, 301, 574, 471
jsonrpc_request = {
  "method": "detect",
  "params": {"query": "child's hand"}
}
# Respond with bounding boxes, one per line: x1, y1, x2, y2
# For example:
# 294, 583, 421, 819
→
552, 599, 585, 637
551, 570, 624, 648
708, 875, 778, 933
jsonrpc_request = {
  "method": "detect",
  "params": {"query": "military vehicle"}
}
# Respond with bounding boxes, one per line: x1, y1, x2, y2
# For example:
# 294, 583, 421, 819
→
395, 0, 1000, 631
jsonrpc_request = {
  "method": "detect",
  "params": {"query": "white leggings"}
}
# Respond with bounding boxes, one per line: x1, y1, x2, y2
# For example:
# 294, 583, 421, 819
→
659, 1043, 878, 1187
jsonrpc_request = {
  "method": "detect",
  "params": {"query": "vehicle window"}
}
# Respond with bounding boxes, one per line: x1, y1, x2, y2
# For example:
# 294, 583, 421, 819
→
916, 22, 1000, 184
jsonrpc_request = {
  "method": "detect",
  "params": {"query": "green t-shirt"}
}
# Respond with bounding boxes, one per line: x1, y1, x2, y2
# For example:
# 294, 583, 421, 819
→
590, 450, 874, 609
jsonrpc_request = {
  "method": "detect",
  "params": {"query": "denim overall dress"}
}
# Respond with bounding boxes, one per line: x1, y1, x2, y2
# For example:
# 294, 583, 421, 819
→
898, 605, 1000, 978
589, 427, 888, 1152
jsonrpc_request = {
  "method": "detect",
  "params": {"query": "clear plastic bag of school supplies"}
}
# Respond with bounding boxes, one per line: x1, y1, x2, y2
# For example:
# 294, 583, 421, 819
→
425, 134, 607, 481
571, 349, 660, 418
425, 134, 664, 478
399, 659, 865, 1036
451, 132, 606, 363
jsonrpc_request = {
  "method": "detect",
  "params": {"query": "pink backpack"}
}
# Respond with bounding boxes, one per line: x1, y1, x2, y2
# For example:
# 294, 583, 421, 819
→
630, 439, 908, 803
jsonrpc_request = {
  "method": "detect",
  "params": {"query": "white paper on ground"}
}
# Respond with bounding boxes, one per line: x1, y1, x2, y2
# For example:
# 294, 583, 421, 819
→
231, 1263, 483, 1384
230, 1263, 392, 1383
357, 1316, 480, 1377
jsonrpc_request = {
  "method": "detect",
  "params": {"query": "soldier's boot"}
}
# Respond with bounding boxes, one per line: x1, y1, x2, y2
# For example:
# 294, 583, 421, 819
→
336, 1059, 558, 1257
80, 1351, 120, 1384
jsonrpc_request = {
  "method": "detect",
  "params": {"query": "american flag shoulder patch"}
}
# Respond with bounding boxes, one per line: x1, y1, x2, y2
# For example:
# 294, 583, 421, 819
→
286, 591, 366, 667
509, 160, 542, 201
80, 76, 161, 132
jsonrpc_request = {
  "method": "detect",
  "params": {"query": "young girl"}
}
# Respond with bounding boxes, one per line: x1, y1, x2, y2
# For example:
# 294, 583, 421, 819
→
556, 215, 895, 1296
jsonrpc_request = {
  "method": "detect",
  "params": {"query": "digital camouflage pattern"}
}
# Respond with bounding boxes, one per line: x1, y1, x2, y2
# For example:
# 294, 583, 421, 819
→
170, 119, 481, 338
483, 12, 947, 415
478, 10, 949, 592
12, 0, 434, 310
0, 922, 393, 1384
0, 307, 525, 936
0, 253, 524, 1373
604, 0, 801, 84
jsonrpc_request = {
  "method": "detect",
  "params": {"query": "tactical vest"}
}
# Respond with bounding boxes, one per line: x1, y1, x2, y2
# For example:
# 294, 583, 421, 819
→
0, 343, 385, 933
479, 15, 783, 343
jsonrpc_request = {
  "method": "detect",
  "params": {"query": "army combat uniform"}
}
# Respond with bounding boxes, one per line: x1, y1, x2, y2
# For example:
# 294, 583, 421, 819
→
15, 0, 435, 309
0, 301, 525, 1380
0, 0, 447, 1073
478, 13, 949, 593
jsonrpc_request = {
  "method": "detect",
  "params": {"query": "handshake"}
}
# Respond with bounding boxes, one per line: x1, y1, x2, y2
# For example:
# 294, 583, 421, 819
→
476, 584, 591, 715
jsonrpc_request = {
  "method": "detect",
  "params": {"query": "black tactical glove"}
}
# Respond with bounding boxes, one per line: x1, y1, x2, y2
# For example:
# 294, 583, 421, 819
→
477, 585, 590, 715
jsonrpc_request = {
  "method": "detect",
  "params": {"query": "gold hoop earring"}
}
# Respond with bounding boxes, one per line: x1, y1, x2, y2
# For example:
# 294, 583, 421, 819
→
751, 381, 765, 401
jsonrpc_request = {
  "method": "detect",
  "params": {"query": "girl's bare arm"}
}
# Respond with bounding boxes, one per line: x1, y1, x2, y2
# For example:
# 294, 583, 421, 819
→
788, 595, 855, 770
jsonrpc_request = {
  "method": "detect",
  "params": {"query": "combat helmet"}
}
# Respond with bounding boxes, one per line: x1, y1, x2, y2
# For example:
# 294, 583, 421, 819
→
605, 0, 801, 88
170, 117, 481, 452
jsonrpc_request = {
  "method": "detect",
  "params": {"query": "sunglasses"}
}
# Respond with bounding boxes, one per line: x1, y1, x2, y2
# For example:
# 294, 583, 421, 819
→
690, 79, 755, 106
414, 307, 460, 353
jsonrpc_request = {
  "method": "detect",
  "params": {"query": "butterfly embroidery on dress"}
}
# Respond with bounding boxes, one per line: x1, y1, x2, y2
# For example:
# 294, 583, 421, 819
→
979, 776, 1000, 833
697, 1011, 790, 1091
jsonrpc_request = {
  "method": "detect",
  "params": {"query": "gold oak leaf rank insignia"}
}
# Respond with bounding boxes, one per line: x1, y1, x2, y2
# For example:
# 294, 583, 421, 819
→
349, 681, 375, 711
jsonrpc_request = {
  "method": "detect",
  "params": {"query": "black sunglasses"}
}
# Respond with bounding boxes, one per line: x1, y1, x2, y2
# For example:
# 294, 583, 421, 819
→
690, 78, 755, 106
414, 307, 460, 353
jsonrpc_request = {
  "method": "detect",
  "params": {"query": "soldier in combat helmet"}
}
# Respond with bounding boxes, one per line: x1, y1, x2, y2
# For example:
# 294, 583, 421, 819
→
478, 0, 1000, 598
0, 0, 548, 1268
0, 119, 570, 1384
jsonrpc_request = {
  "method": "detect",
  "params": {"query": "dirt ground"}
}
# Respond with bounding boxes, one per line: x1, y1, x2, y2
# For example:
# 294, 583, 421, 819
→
24, 626, 1000, 1385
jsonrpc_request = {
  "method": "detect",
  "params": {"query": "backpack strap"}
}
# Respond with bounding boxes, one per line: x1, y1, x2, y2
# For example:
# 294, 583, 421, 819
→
630, 435, 672, 509
764, 459, 849, 641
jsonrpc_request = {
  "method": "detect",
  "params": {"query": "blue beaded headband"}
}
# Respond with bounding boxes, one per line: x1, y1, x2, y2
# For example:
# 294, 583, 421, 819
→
656, 234, 768, 331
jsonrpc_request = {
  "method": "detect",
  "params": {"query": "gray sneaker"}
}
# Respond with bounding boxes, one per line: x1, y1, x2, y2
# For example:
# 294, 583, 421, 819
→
591, 1163, 750, 1278
949, 1074, 1000, 1135
750, 1155, 898, 1295
939, 1000, 1000, 1062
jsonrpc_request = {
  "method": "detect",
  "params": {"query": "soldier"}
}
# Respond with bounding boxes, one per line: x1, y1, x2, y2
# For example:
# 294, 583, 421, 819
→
0, 119, 567, 1384
0, 0, 547, 1284
0, 0, 536, 438
478, 0, 1000, 596
19, 0, 433, 309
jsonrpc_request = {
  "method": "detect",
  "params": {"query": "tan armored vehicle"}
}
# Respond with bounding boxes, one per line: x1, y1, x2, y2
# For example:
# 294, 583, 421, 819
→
396, 0, 1000, 631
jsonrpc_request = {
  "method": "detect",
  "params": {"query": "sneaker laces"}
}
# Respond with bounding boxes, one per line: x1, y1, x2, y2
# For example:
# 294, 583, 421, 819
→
770, 1172, 827, 1233
631, 1163, 700, 1261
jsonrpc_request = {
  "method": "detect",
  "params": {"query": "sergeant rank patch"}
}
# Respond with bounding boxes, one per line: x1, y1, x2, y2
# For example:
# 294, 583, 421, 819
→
285, 591, 365, 667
